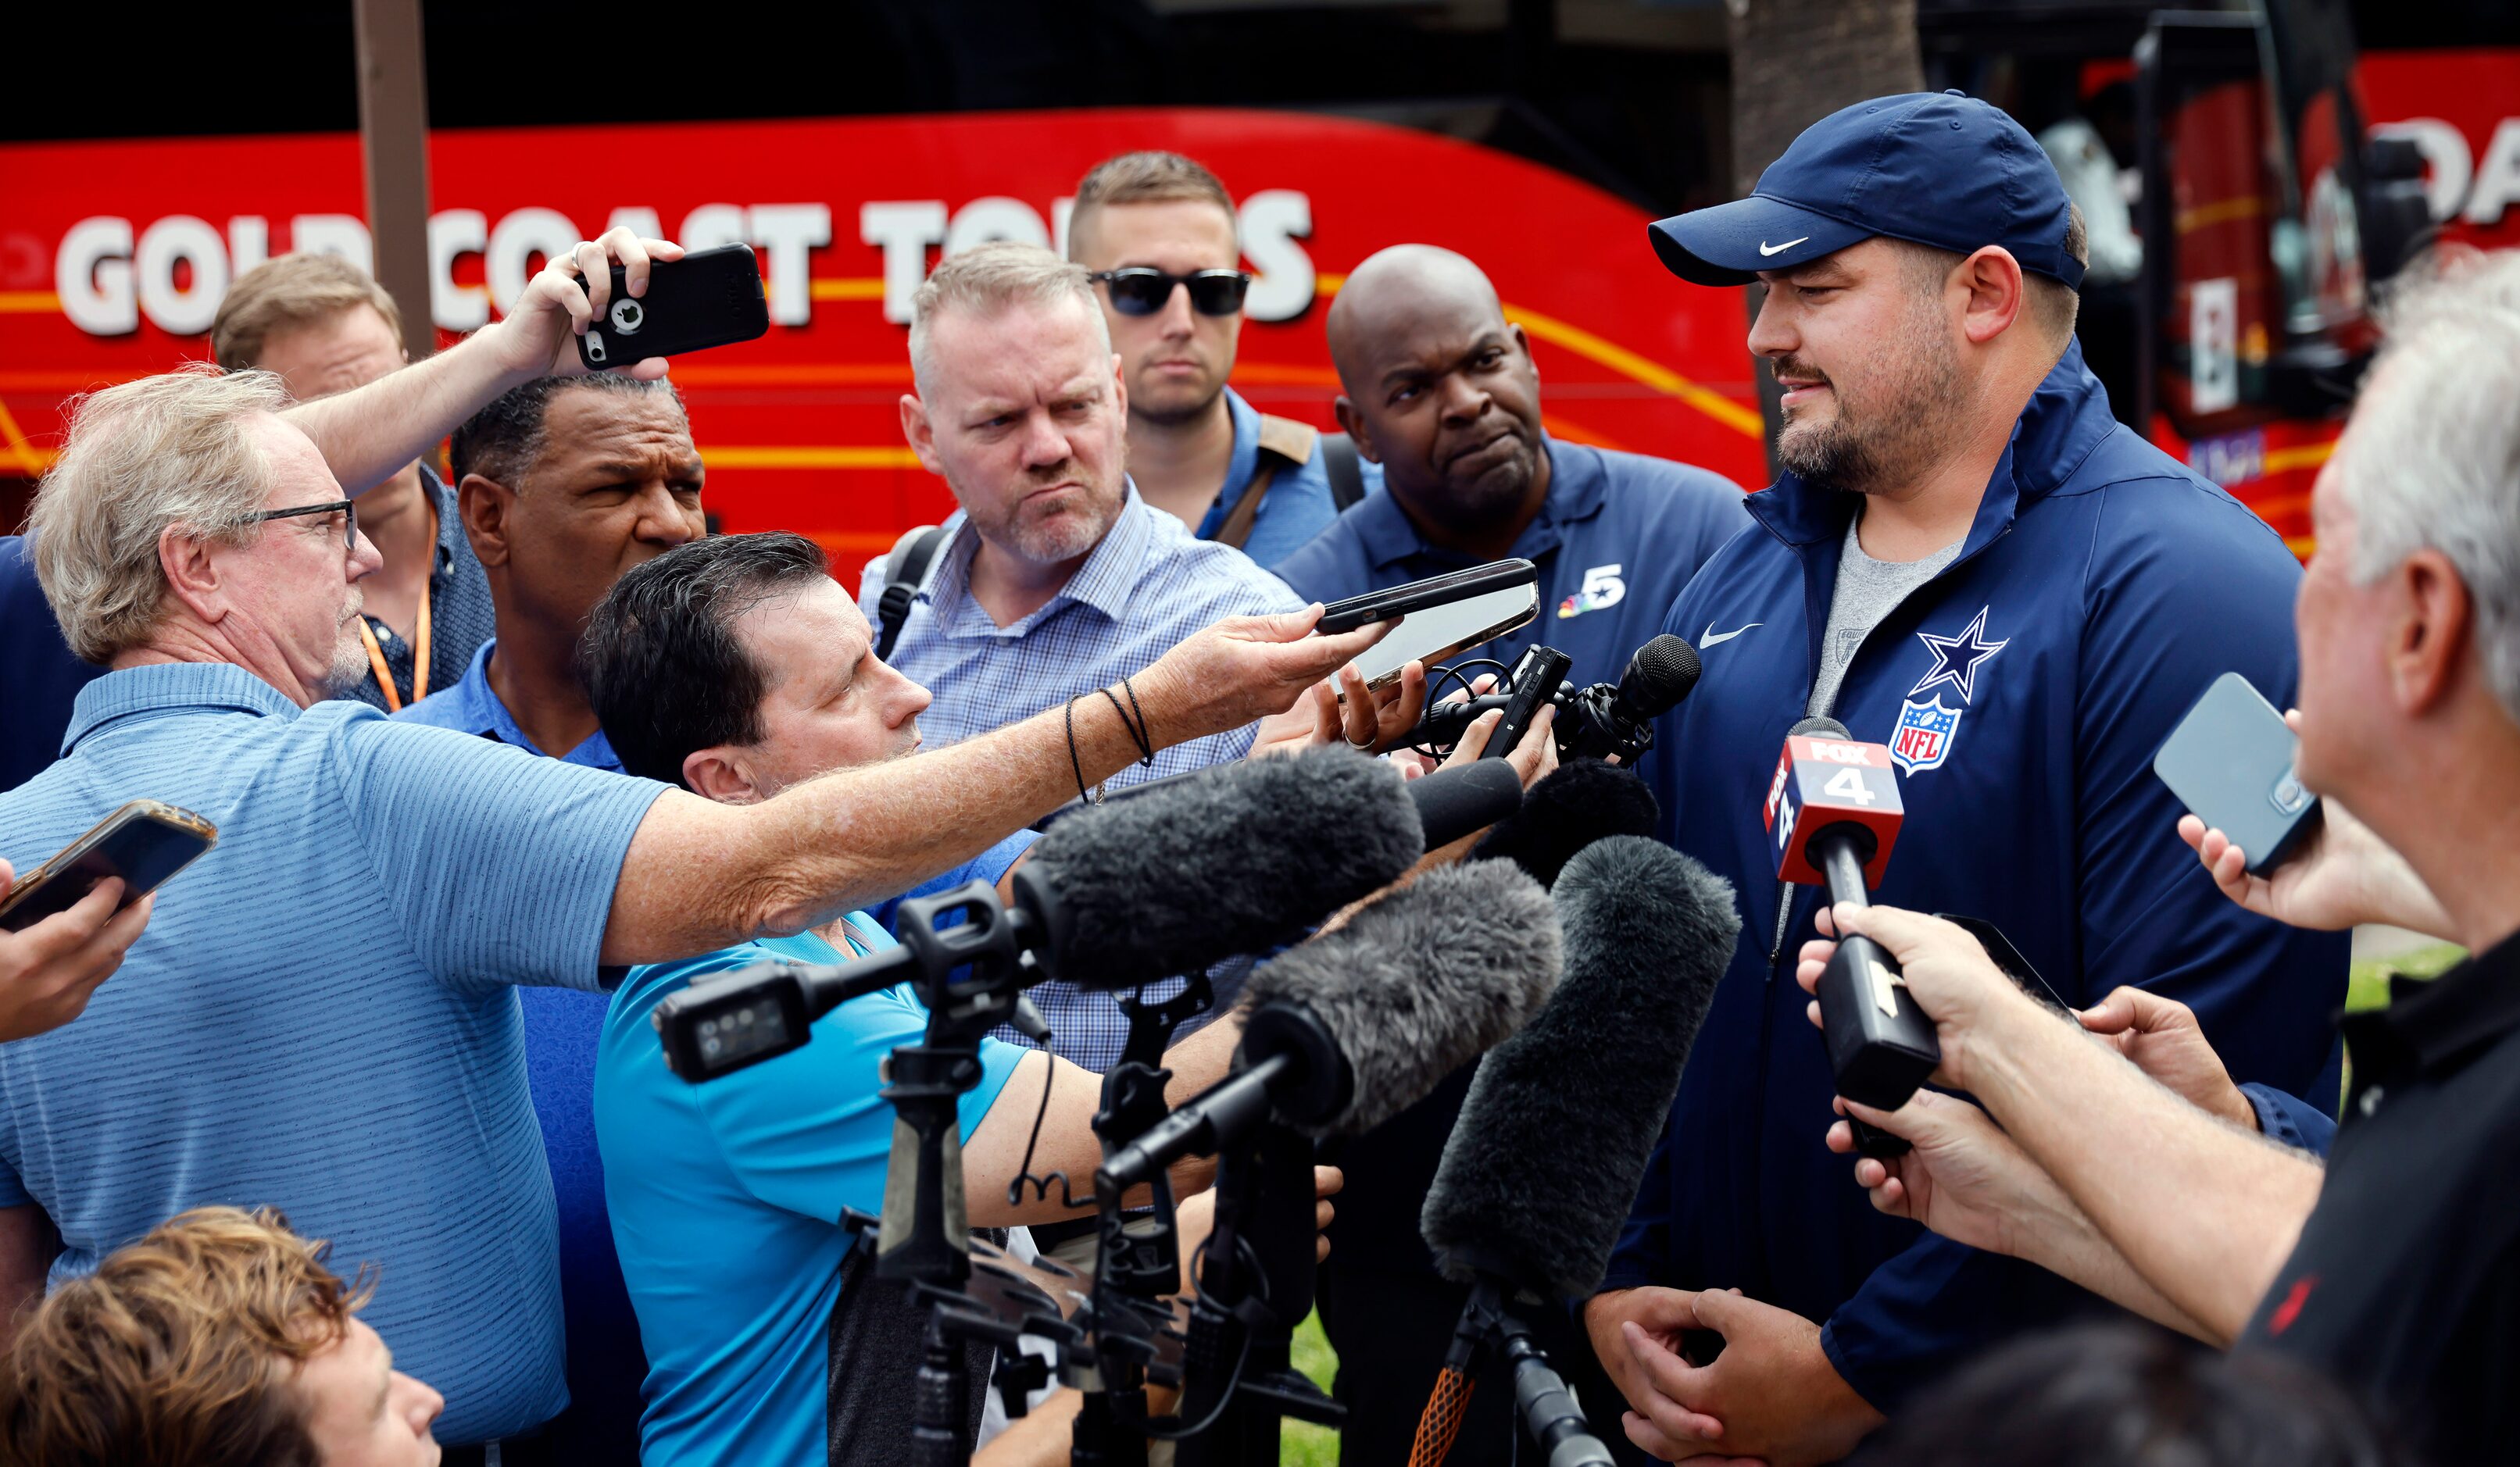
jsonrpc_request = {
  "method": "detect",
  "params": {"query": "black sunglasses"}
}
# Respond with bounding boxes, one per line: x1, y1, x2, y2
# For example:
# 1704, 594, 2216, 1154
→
1092, 267, 1254, 318
248, 498, 359, 551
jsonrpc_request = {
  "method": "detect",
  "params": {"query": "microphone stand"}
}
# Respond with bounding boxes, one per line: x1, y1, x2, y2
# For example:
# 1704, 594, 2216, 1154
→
1172, 1113, 1345, 1466
1411, 1276, 1613, 1467
872, 885, 1044, 1467
1068, 974, 1211, 1467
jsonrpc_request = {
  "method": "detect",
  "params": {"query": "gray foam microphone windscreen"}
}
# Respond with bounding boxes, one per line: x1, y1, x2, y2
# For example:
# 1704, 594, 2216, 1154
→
1244, 858, 1562, 1137
1021, 748, 1423, 990
1421, 836, 1739, 1300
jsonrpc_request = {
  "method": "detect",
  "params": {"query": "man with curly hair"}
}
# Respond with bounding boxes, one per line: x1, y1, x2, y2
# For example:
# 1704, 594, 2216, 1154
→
0, 1206, 442, 1467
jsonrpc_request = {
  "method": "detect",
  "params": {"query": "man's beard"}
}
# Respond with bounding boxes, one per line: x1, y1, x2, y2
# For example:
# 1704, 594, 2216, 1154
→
1775, 302, 1960, 496
312, 591, 373, 701
975, 464, 1128, 566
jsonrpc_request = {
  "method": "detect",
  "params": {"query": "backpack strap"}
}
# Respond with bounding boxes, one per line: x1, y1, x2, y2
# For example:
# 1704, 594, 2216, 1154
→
1209, 414, 1321, 552
1320, 430, 1367, 512
874, 525, 949, 662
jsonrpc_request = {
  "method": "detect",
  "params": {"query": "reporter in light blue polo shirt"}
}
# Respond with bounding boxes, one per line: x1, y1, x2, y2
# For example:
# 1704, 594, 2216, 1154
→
0, 228, 1388, 1459
1271, 243, 1751, 1466
580, 533, 1252, 1465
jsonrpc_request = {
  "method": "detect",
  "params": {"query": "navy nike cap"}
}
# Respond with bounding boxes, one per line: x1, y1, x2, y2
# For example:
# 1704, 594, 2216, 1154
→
1649, 91, 2084, 290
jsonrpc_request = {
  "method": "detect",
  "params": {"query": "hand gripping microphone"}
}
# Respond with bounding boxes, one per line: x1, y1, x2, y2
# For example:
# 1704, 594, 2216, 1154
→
1767, 716, 1939, 1126
1408, 837, 1739, 1467
1407, 634, 1702, 764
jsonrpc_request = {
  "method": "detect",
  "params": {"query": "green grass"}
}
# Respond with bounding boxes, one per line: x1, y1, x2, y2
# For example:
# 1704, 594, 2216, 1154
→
1283, 1308, 1340, 1465
1265, 944, 2461, 1465
2347, 942, 2464, 1012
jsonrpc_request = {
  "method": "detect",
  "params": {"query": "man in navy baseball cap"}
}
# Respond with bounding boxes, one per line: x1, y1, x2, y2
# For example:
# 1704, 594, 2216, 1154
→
1647, 90, 2086, 291
1585, 91, 2347, 1465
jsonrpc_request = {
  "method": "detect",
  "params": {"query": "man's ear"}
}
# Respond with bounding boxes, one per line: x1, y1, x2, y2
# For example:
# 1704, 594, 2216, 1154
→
459, 473, 515, 569
1110, 351, 1128, 419
683, 745, 767, 805
1510, 322, 1539, 379
2390, 548, 2477, 717
900, 394, 945, 477
1333, 397, 1382, 465
1958, 247, 2027, 345
155, 523, 228, 625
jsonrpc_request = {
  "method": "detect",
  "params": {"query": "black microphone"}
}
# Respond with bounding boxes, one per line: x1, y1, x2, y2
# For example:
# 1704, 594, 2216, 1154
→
655, 749, 1429, 1080
1422, 837, 1737, 1298
1407, 759, 1527, 850
1468, 758, 1660, 889
1410, 837, 1739, 1467
1098, 859, 1561, 1192
1007, 747, 1424, 993
1769, 716, 1936, 1123
1403, 634, 1703, 763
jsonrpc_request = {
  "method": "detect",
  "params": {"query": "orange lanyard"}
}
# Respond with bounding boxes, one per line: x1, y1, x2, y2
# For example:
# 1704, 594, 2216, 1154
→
357, 500, 435, 713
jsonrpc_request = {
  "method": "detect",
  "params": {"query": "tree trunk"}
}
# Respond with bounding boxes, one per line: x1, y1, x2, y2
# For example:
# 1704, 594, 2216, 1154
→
1725, 0, 1924, 195
1725, 0, 1923, 474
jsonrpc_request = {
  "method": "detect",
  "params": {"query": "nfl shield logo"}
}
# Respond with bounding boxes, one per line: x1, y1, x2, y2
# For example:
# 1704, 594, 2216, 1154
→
1891, 696, 1963, 774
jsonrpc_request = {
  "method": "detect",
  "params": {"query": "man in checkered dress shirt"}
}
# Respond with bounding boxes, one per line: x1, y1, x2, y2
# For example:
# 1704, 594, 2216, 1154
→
862, 241, 1310, 1077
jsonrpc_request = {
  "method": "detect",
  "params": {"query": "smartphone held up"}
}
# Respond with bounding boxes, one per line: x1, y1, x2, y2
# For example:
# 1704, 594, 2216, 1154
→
575, 243, 770, 371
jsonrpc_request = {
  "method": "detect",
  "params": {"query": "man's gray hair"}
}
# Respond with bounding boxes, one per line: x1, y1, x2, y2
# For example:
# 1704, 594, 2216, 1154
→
2342, 248, 2520, 721
907, 241, 1108, 394
29, 362, 292, 663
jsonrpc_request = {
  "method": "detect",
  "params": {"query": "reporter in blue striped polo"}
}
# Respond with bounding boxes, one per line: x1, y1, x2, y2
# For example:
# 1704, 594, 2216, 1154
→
0, 229, 1386, 1460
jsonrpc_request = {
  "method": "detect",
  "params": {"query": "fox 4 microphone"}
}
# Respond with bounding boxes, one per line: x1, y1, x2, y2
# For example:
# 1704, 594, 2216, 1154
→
1410, 837, 1739, 1467
1768, 716, 1937, 1147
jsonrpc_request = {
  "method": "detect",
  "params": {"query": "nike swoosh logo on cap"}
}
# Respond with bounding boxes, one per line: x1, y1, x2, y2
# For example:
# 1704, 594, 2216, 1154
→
1701, 622, 1762, 646
1759, 237, 1810, 257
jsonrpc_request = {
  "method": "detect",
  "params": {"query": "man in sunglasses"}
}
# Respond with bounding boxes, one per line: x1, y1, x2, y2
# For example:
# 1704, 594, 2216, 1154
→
1067, 151, 1373, 567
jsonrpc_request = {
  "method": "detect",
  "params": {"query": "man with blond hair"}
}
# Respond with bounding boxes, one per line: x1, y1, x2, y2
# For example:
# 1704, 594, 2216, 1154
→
1067, 150, 1371, 562
212, 252, 494, 714
0, 259, 485, 791
0, 1206, 445, 1467
866, 241, 1323, 1090
0, 227, 1384, 1458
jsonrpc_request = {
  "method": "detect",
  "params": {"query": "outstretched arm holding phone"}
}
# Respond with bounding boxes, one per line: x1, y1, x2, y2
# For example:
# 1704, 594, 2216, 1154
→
283, 227, 683, 497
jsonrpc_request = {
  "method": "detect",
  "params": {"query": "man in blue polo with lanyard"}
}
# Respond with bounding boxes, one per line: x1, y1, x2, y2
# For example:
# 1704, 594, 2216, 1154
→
1585, 92, 2347, 1463
1272, 241, 1747, 1465
391, 370, 706, 1462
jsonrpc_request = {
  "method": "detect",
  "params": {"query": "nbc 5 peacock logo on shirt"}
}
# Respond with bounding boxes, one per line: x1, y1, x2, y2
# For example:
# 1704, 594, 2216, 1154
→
1891, 606, 2007, 775
1557, 564, 1626, 619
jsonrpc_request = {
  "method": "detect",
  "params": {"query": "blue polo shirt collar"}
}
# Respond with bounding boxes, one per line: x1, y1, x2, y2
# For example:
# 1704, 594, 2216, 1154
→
1353, 436, 1600, 571
925, 487, 1157, 637
64, 662, 298, 755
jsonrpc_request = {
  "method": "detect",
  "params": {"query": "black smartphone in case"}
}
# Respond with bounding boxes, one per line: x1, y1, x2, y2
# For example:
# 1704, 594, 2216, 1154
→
574, 243, 770, 371
1315, 559, 1538, 635
0, 800, 219, 932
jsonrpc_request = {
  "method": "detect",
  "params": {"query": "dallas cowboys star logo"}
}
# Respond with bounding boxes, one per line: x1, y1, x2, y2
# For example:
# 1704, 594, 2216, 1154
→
1910, 606, 2009, 704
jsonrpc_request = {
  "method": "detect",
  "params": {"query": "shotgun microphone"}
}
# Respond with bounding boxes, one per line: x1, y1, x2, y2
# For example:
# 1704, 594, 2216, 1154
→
1097, 859, 1561, 1193
1408, 837, 1739, 1467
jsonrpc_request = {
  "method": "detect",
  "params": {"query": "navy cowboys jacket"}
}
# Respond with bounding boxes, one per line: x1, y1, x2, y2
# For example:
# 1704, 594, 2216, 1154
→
1610, 341, 2350, 1412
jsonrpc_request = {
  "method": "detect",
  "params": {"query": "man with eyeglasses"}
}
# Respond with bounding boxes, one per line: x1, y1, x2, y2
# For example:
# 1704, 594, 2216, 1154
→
1067, 150, 1374, 566
0, 228, 1385, 1463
